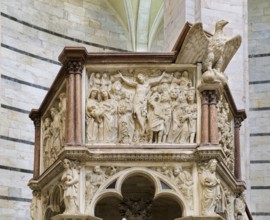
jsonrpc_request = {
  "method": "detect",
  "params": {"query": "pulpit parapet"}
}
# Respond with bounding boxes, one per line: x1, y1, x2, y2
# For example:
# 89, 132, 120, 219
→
28, 21, 250, 220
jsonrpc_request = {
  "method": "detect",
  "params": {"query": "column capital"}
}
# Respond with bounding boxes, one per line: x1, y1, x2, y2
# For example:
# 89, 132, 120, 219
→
234, 117, 242, 128
209, 90, 219, 105
66, 60, 84, 75
201, 90, 210, 105
29, 109, 41, 127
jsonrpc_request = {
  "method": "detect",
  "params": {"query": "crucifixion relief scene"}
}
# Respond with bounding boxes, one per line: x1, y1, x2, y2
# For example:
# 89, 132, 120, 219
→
85, 69, 197, 145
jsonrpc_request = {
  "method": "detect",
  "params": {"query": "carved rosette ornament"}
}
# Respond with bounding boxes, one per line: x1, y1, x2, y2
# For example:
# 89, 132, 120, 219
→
86, 70, 197, 145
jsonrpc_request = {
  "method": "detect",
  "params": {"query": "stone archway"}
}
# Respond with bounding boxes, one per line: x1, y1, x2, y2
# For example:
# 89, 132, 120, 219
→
94, 171, 183, 220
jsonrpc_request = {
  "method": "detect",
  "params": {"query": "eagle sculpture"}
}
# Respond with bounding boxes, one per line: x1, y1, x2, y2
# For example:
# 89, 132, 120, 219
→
175, 20, 242, 84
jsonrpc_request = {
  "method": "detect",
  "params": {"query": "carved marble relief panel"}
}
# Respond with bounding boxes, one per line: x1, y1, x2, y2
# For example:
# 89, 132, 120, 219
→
217, 96, 234, 172
85, 65, 198, 145
41, 90, 66, 170
154, 165, 194, 208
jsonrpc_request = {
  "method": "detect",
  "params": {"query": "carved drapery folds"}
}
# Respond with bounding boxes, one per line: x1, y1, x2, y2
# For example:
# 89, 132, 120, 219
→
42, 92, 66, 169
155, 166, 194, 208
234, 194, 246, 220
86, 70, 197, 144
199, 159, 226, 217
61, 159, 80, 214
85, 165, 120, 212
217, 96, 234, 172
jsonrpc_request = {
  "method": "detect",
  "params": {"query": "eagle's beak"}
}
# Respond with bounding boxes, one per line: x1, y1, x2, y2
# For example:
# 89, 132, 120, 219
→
221, 20, 229, 27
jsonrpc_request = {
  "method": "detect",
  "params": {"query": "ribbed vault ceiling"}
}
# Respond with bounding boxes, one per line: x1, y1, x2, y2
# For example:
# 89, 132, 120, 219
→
106, 0, 164, 51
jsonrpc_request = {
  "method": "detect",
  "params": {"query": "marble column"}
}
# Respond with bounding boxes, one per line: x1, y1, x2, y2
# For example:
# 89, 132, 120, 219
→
234, 117, 242, 180
29, 110, 41, 179
201, 91, 209, 144
209, 91, 219, 145
66, 60, 83, 145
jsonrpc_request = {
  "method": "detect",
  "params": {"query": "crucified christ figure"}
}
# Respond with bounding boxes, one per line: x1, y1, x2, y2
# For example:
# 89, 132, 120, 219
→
118, 71, 167, 141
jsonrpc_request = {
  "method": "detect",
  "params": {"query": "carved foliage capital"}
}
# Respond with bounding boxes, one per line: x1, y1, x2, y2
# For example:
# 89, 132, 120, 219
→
30, 110, 41, 127
208, 90, 219, 104
234, 117, 242, 128
200, 90, 219, 105
201, 90, 210, 105
34, 117, 41, 128
66, 60, 84, 75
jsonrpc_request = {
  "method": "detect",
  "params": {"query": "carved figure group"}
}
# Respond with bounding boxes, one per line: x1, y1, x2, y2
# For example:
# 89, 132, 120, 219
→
217, 97, 234, 171
86, 71, 197, 144
42, 93, 66, 169
85, 166, 108, 211
156, 165, 193, 208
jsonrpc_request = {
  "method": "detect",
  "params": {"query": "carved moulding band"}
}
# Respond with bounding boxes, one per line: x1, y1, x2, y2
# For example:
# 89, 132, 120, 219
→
29, 146, 245, 194
57, 147, 196, 162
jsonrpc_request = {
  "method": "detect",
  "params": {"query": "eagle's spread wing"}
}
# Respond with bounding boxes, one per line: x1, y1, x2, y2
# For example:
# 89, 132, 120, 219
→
221, 35, 242, 72
175, 22, 210, 64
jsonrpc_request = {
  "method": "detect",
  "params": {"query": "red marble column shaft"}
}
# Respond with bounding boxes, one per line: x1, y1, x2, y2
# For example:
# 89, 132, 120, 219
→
30, 113, 41, 179
66, 70, 75, 144
75, 72, 82, 144
209, 91, 219, 144
66, 60, 83, 145
201, 91, 209, 144
234, 117, 242, 180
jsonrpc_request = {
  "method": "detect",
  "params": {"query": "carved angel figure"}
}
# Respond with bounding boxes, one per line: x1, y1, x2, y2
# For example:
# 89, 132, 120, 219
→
176, 20, 241, 84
